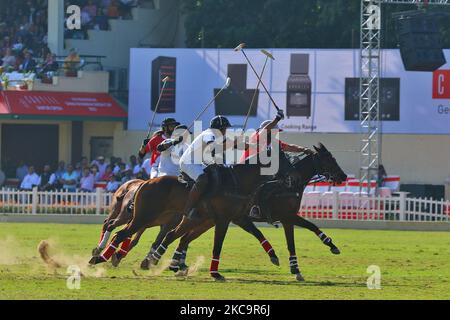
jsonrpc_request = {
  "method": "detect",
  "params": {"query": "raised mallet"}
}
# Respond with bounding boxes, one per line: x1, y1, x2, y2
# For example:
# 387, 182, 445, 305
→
187, 77, 231, 131
147, 76, 171, 138
234, 43, 280, 112
242, 49, 275, 131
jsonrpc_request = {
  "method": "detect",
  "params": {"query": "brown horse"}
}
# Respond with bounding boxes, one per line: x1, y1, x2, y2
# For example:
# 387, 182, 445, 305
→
89, 177, 281, 267
90, 143, 346, 282
92, 179, 145, 257
91, 178, 185, 267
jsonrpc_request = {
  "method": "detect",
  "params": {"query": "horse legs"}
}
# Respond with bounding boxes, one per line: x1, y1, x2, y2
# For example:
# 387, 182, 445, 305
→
92, 219, 110, 257
89, 222, 138, 265
92, 197, 123, 256
169, 219, 215, 274
282, 223, 304, 282
111, 227, 146, 267
232, 216, 280, 266
140, 223, 178, 270
92, 211, 131, 256
209, 219, 230, 282
148, 215, 199, 267
293, 216, 340, 254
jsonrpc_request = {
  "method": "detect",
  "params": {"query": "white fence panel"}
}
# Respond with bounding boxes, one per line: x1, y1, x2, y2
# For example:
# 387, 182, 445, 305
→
0, 187, 112, 215
299, 192, 449, 222
0, 188, 449, 223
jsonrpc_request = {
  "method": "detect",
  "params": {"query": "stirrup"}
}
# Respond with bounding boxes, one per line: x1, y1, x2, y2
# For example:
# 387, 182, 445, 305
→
249, 205, 262, 219
271, 221, 281, 228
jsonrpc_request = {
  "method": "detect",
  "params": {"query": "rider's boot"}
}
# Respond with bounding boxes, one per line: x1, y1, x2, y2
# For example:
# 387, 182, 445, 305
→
183, 173, 209, 217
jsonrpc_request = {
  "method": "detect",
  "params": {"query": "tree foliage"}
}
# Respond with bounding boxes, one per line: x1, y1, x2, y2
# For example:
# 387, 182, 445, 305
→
180, 0, 450, 48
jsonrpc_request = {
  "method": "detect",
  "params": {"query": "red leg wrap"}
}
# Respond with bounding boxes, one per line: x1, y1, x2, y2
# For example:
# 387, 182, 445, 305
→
101, 243, 117, 261
210, 256, 220, 273
260, 239, 274, 254
118, 237, 132, 256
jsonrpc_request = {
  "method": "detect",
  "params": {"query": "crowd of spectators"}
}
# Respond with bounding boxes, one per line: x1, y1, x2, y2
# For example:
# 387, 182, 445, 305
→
0, 0, 49, 76
14, 154, 153, 193
0, 0, 145, 81
65, 0, 143, 39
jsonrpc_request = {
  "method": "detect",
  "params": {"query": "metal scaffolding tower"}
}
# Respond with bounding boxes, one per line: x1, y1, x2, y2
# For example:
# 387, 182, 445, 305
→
359, 0, 450, 194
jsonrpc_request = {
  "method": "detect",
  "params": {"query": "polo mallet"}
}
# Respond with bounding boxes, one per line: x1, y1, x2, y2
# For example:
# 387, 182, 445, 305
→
242, 49, 275, 131
146, 76, 171, 139
234, 43, 280, 112
187, 77, 231, 131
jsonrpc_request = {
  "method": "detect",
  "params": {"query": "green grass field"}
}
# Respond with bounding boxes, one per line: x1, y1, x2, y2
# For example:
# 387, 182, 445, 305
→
0, 222, 449, 300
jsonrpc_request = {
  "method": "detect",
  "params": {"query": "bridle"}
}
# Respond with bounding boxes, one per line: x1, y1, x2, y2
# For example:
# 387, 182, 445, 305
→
290, 152, 340, 189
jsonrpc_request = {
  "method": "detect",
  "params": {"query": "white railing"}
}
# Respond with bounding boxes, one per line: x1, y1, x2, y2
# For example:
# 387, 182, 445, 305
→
299, 191, 450, 222
0, 187, 113, 215
0, 188, 449, 222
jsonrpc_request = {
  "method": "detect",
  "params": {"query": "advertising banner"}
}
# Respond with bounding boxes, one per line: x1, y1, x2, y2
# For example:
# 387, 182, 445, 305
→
128, 48, 450, 134
0, 91, 127, 119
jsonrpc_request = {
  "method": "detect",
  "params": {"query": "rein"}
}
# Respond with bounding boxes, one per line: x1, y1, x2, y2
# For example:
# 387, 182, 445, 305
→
290, 153, 329, 189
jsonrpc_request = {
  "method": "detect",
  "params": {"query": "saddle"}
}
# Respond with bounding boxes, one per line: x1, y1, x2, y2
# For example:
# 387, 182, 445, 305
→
178, 164, 240, 197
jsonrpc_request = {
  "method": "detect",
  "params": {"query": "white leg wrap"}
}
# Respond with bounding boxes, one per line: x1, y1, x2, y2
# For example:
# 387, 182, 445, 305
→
99, 231, 111, 249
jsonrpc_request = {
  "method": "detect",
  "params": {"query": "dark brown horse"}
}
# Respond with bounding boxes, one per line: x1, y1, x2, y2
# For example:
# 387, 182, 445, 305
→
90, 143, 346, 282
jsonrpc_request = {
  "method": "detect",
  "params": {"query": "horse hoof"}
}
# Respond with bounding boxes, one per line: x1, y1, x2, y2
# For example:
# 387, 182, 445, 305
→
270, 256, 280, 266
295, 273, 305, 282
175, 268, 189, 277
211, 273, 226, 282
92, 247, 101, 257
330, 247, 341, 255
148, 256, 159, 267
140, 258, 150, 270
89, 256, 104, 265
111, 253, 122, 267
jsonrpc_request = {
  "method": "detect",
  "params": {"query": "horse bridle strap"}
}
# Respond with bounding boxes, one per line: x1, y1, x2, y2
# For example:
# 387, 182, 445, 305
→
301, 153, 328, 187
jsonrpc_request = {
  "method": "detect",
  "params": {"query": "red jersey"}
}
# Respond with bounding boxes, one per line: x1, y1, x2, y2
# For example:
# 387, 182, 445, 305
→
239, 130, 289, 163
144, 133, 166, 166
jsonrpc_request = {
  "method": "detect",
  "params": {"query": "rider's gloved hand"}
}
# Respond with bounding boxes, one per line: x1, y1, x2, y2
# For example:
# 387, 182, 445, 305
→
275, 109, 285, 121
157, 139, 175, 152
173, 136, 183, 145
142, 139, 150, 149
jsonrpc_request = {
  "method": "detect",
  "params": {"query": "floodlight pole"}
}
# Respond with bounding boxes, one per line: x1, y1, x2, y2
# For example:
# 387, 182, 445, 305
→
359, 0, 450, 195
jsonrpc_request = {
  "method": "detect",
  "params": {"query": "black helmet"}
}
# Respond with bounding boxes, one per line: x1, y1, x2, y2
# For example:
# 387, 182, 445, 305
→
210, 115, 232, 130
174, 124, 192, 134
162, 118, 180, 128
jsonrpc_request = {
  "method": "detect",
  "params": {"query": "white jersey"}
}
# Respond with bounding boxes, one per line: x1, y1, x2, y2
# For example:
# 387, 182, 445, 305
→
179, 128, 224, 180
142, 158, 160, 178
158, 141, 189, 177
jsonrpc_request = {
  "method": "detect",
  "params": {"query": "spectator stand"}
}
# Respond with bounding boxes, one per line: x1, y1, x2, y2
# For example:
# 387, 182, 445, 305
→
55, 54, 106, 71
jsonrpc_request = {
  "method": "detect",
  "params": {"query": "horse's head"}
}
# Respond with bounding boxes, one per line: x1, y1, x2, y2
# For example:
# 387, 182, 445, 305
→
312, 143, 347, 184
